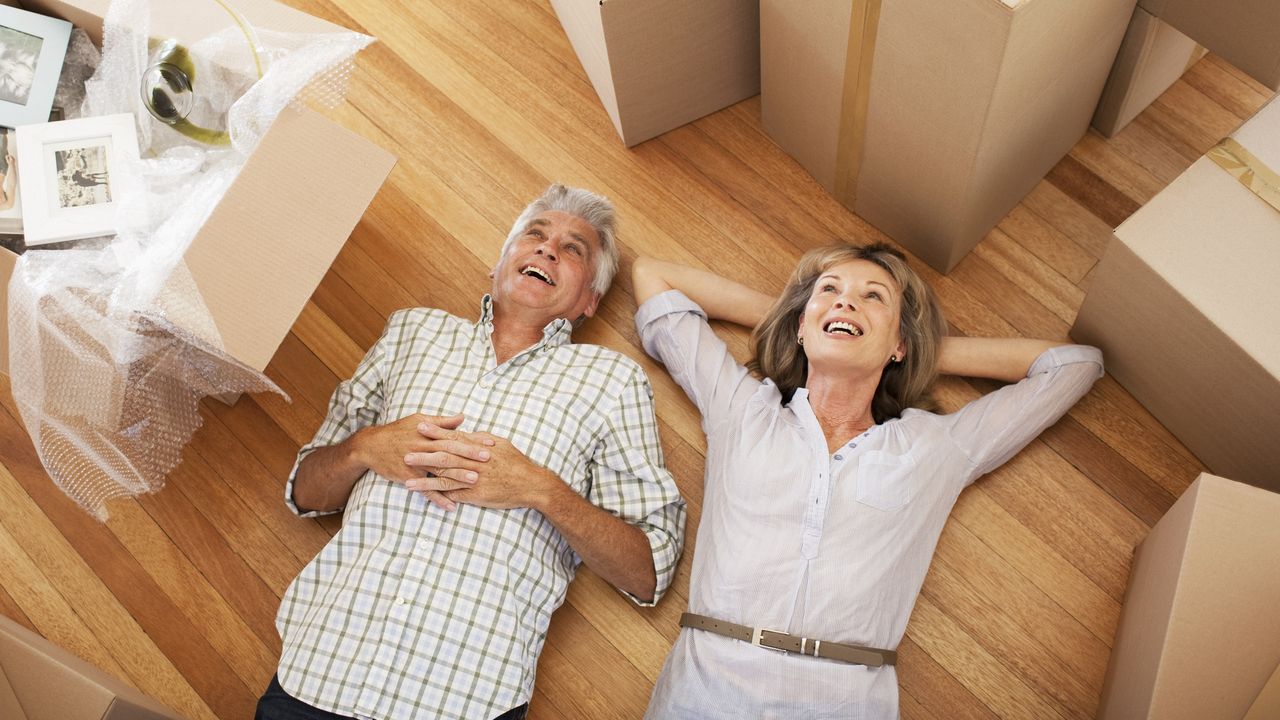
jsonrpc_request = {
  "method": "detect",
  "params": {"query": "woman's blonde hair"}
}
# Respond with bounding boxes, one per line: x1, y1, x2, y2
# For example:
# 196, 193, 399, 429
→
748, 242, 947, 422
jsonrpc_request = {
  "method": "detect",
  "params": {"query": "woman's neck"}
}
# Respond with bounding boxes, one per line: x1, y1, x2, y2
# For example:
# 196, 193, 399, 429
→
805, 369, 879, 454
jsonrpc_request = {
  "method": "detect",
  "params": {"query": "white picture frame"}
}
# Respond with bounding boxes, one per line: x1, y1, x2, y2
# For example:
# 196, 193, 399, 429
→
0, 126, 20, 234
0, 5, 72, 129
16, 113, 140, 247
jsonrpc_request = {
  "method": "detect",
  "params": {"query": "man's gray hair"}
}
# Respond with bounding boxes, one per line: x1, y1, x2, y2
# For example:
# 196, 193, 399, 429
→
500, 184, 620, 296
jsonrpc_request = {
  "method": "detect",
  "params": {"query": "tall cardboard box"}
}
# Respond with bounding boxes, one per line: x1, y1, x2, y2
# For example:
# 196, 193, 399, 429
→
0, 615, 183, 719
0, 0, 397, 376
1097, 473, 1280, 719
1141, 0, 1280, 89
1070, 95, 1280, 493
1093, 0, 1280, 138
549, 0, 759, 147
1092, 8, 1206, 137
760, 0, 1136, 273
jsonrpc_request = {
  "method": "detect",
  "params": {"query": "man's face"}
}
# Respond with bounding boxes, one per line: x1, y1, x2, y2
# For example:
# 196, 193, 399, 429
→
492, 210, 602, 324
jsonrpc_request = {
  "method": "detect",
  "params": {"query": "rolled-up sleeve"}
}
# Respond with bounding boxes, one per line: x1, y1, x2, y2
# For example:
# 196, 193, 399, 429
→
284, 312, 397, 517
635, 290, 760, 434
587, 365, 687, 607
944, 344, 1104, 483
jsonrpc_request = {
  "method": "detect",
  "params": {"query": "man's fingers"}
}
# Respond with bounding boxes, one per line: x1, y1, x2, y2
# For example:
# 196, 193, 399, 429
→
403, 451, 484, 475
419, 489, 456, 512
406, 475, 474, 492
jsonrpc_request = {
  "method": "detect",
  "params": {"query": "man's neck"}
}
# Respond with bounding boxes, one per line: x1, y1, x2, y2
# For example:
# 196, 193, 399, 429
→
490, 304, 559, 365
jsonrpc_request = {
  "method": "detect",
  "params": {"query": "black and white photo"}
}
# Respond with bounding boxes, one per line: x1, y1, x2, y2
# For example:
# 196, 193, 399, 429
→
0, 6, 71, 128
16, 113, 139, 246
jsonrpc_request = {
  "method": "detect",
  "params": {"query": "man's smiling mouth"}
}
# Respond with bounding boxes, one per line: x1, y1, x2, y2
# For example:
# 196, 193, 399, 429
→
521, 265, 555, 286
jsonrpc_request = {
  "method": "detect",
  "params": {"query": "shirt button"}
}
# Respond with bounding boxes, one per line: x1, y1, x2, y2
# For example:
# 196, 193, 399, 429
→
848, 442, 856, 448
395, 597, 407, 606
834, 454, 844, 460
478, 379, 492, 389
417, 540, 429, 551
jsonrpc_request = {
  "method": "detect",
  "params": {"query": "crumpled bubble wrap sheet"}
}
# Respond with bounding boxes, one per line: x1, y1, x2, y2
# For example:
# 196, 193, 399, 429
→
7, 0, 372, 520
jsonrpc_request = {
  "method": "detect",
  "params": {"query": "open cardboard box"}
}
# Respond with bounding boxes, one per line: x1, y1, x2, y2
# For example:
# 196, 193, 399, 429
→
1071, 95, 1280, 493
0, 614, 182, 719
549, 0, 759, 147
0, 0, 396, 380
1097, 473, 1280, 719
760, 0, 1137, 273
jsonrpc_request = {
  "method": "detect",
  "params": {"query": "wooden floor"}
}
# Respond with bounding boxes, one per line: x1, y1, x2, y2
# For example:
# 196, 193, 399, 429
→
1, 2, 1274, 718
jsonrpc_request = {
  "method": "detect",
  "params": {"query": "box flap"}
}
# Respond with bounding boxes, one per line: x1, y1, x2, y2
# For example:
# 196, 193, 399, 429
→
1114, 97, 1280, 380
22, 0, 346, 47
0, 616, 181, 720
1245, 659, 1280, 720
181, 107, 395, 371
0, 662, 27, 720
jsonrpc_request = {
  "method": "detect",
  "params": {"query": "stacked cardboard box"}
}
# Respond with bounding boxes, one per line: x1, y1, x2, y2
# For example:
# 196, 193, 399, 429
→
0, 0, 397, 377
759, 0, 1138, 273
1098, 473, 1280, 719
0, 615, 182, 719
1071, 95, 1280, 493
549, 0, 759, 147
1094, 0, 1280, 137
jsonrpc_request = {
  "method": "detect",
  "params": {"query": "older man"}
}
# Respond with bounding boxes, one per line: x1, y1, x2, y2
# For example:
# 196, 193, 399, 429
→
257, 185, 686, 720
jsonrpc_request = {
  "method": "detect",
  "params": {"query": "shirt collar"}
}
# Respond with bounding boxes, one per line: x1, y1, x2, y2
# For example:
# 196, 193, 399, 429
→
476, 294, 573, 349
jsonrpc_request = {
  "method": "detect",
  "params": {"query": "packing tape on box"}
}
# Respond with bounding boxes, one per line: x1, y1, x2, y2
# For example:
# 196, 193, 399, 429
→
833, 0, 882, 207
1207, 137, 1280, 213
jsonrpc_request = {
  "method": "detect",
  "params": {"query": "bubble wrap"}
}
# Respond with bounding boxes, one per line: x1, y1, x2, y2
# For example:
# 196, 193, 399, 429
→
7, 0, 373, 520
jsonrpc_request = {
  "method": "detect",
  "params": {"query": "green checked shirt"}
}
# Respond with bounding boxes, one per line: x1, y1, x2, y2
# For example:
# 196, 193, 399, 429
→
276, 296, 685, 720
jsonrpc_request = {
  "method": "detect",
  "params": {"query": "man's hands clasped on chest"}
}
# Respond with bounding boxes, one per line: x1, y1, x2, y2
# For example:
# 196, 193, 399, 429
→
362, 414, 560, 512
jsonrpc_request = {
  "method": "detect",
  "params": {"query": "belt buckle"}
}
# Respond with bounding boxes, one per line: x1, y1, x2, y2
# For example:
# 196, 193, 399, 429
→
751, 626, 789, 654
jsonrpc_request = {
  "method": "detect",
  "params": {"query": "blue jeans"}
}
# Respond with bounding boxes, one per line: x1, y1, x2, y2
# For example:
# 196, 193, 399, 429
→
255, 675, 529, 720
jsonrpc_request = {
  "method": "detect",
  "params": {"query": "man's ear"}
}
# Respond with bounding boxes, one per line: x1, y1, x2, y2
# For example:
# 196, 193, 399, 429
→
583, 292, 602, 319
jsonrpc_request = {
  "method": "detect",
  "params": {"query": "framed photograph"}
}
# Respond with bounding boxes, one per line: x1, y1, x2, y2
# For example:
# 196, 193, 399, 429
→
16, 113, 140, 247
0, 126, 19, 234
0, 5, 71, 128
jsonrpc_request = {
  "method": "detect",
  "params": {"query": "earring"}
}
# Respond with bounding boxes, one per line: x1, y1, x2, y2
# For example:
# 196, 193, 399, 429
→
797, 335, 805, 346
889, 355, 898, 363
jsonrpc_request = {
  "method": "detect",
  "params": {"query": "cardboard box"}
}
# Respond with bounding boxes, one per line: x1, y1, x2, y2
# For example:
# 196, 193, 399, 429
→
0, 614, 182, 719
1097, 473, 1280, 719
760, 0, 1137, 273
0, 0, 397, 376
549, 0, 759, 147
1092, 8, 1206, 137
1070, 95, 1280, 493
1140, 0, 1280, 90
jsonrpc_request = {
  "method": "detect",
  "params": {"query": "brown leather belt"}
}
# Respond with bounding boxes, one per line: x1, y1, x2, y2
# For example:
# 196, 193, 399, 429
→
680, 612, 896, 667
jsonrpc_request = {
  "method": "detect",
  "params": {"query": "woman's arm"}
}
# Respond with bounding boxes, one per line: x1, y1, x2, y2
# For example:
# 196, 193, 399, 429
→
632, 256, 774, 328
937, 336, 1066, 383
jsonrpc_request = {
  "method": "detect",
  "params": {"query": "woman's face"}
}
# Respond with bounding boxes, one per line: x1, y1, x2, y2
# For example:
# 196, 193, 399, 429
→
797, 259, 905, 376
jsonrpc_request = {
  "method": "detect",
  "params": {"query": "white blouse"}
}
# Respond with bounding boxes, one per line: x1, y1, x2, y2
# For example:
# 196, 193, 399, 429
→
637, 291, 1104, 720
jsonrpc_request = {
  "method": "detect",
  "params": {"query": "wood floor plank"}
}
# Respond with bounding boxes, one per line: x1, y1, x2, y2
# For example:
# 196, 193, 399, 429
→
995, 204, 1096, 285
0, 406, 248, 719
897, 637, 997, 720
0, 5, 1257, 717
1045, 154, 1141, 230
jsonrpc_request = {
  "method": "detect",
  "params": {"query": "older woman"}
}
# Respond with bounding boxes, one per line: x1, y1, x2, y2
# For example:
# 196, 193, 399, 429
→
632, 243, 1103, 719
